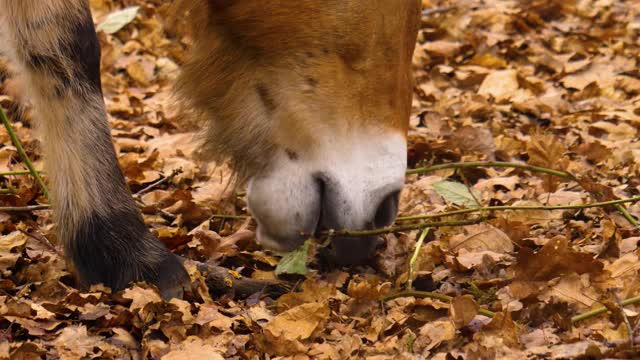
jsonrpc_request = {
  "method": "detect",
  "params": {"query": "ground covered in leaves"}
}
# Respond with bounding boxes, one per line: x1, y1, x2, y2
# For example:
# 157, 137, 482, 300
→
2, 0, 640, 358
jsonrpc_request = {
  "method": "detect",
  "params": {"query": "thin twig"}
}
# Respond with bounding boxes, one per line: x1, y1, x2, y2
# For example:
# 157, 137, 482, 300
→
132, 168, 184, 221
0, 204, 50, 212
407, 161, 575, 179
211, 214, 251, 220
0, 106, 50, 201
615, 203, 639, 227
572, 296, 640, 323
19, 229, 61, 256
397, 196, 640, 221
133, 168, 183, 199
459, 170, 482, 208
407, 161, 638, 227
0, 170, 41, 176
612, 290, 635, 349
135, 200, 176, 221
422, 6, 455, 17
382, 290, 496, 318
314, 217, 486, 237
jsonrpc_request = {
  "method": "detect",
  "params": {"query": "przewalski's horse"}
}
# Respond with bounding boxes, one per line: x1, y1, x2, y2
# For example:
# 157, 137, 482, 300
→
0, 0, 421, 298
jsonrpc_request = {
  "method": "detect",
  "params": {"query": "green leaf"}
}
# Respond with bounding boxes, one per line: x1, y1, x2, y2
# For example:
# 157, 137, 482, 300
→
433, 180, 480, 208
275, 240, 311, 276
96, 6, 140, 34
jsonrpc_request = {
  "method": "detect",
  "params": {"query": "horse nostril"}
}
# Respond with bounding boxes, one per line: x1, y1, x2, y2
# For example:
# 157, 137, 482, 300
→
313, 173, 329, 235
313, 172, 401, 232
374, 190, 400, 228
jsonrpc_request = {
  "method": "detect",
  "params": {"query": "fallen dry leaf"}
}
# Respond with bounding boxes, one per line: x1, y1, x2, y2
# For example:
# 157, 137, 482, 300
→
263, 302, 330, 342
478, 69, 519, 102
511, 236, 604, 281
450, 295, 479, 329
161, 336, 225, 360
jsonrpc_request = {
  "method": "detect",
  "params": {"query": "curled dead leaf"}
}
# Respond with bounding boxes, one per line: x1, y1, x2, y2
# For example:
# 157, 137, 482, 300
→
510, 236, 603, 282
450, 295, 479, 329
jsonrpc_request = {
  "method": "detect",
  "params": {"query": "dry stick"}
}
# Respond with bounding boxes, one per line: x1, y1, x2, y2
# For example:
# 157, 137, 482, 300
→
135, 199, 176, 221
385, 291, 640, 324
0, 204, 50, 212
187, 259, 291, 298
408, 228, 430, 290
408, 161, 639, 227
133, 168, 183, 199
0, 107, 49, 201
317, 197, 640, 236
0, 171, 43, 194
621, 210, 639, 227
397, 196, 640, 221
19, 229, 60, 256
382, 290, 496, 318
313, 217, 487, 237
407, 161, 575, 178
613, 203, 639, 227
612, 291, 635, 349
132, 168, 186, 221
422, 6, 455, 17
572, 296, 640, 324
211, 214, 251, 220
0, 170, 41, 176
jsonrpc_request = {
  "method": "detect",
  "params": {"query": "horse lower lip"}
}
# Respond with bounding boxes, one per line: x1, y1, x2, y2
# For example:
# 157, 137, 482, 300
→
329, 235, 380, 265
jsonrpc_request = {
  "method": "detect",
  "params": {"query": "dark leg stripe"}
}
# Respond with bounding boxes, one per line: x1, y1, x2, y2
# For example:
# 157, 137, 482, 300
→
20, 6, 102, 96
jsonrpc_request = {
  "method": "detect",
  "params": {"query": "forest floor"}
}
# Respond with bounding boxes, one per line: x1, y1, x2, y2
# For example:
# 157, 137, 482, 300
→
2, 0, 640, 358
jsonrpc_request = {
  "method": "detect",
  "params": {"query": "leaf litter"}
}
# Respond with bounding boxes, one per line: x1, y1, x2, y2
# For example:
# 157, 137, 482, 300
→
1, 0, 640, 358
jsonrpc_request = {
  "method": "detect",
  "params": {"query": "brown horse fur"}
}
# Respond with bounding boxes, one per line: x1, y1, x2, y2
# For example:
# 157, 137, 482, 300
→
174, 0, 421, 180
